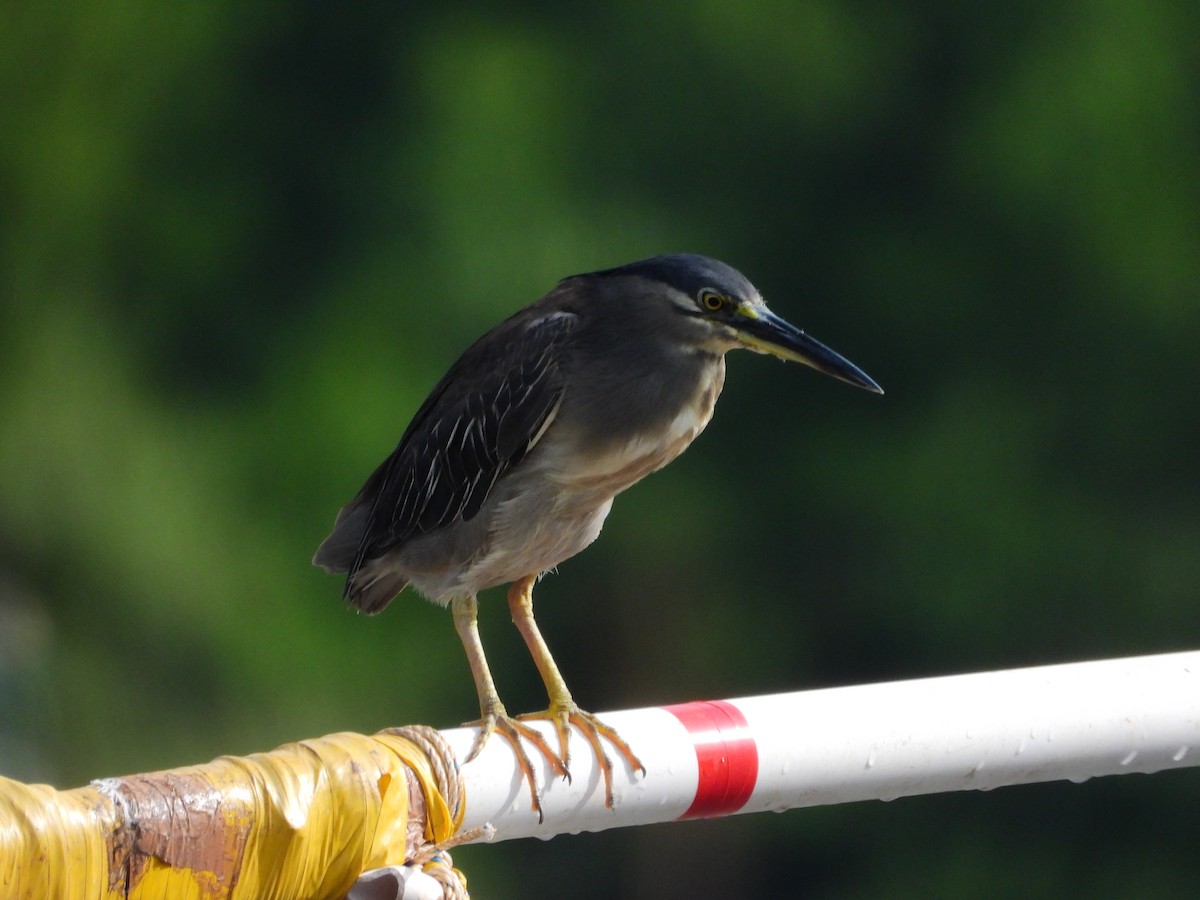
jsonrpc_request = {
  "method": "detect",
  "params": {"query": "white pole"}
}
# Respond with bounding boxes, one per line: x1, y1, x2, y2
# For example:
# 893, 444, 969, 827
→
440, 650, 1200, 843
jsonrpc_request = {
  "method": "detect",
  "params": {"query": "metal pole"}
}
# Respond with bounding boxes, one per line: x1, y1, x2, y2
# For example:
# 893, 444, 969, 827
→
439, 650, 1200, 843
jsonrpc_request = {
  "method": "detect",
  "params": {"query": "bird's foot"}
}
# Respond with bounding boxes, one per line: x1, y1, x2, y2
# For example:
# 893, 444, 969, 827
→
518, 701, 646, 811
464, 705, 568, 823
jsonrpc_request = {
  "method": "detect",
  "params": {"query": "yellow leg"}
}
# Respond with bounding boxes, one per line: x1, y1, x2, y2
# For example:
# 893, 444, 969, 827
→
507, 575, 646, 810
451, 594, 565, 822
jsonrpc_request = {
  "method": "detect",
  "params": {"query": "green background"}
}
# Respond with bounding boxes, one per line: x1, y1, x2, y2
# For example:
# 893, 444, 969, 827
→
3, 3, 1198, 896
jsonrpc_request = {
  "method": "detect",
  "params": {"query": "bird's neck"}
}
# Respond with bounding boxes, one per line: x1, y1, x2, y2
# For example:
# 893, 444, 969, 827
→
545, 349, 726, 496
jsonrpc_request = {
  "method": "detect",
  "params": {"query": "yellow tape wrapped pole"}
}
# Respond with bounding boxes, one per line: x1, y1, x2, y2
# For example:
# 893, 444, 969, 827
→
0, 727, 465, 900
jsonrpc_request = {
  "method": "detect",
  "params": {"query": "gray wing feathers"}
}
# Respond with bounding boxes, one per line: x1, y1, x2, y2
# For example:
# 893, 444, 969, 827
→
312, 501, 368, 570
313, 310, 579, 608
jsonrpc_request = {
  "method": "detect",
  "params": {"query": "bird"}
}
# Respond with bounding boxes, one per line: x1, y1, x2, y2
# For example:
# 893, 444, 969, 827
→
314, 253, 882, 819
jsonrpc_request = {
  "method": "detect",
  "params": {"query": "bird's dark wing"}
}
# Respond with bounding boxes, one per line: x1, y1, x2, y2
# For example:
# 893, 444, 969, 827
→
319, 309, 580, 582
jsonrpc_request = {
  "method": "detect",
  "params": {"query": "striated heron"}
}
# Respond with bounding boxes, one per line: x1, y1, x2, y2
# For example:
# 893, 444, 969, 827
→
314, 253, 882, 819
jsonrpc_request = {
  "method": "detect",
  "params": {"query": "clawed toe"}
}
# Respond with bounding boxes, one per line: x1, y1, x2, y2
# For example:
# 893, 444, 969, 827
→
465, 703, 643, 819
465, 708, 568, 823
519, 703, 644, 810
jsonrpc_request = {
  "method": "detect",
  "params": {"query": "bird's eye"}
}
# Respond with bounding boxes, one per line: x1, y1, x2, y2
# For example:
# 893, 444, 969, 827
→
699, 289, 726, 312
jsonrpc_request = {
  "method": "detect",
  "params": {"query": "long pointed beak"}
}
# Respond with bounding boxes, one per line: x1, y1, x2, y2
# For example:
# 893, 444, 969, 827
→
735, 307, 884, 394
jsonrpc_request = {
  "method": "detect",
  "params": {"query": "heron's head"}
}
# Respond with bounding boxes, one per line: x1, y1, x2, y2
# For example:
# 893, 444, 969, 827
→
585, 253, 883, 394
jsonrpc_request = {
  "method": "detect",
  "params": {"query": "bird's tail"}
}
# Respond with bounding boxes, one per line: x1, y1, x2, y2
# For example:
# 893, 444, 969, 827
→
343, 561, 408, 614
313, 500, 407, 614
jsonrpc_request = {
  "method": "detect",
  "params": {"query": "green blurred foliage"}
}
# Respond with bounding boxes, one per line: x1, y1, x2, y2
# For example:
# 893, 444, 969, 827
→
2, 1, 1199, 896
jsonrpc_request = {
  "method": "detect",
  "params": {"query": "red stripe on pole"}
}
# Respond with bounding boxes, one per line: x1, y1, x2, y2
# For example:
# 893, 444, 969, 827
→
663, 700, 759, 819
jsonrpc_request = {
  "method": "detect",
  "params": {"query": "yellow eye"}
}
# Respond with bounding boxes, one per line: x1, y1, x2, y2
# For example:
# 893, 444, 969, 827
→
699, 289, 725, 312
